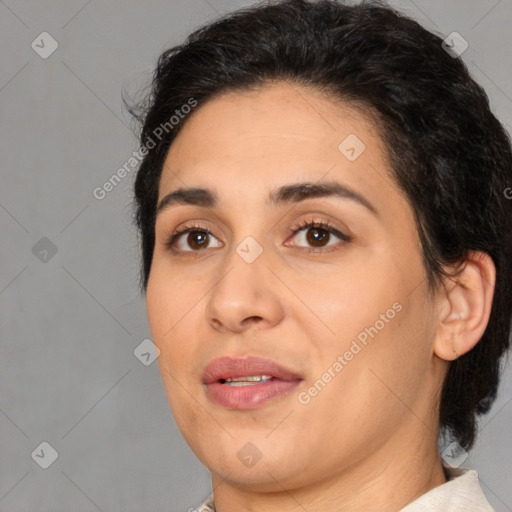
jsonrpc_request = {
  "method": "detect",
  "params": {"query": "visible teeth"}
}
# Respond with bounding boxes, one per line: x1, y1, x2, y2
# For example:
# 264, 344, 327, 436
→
223, 375, 273, 385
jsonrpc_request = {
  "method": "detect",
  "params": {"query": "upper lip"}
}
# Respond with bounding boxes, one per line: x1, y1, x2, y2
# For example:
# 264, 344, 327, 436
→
202, 355, 303, 384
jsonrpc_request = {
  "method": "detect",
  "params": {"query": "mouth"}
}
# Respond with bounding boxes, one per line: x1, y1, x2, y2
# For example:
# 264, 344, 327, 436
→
202, 355, 303, 410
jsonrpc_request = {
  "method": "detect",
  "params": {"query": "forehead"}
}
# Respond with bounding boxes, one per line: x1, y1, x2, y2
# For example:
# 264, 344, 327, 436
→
166, 82, 378, 160
157, 82, 399, 212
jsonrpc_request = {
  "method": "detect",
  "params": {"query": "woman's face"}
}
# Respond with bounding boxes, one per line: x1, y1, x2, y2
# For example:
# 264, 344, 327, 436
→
146, 82, 446, 491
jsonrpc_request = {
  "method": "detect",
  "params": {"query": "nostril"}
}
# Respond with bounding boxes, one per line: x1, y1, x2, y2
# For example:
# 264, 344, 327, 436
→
242, 316, 263, 326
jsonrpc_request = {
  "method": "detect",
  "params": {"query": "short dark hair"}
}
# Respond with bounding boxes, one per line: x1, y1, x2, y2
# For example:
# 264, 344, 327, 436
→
126, 0, 512, 450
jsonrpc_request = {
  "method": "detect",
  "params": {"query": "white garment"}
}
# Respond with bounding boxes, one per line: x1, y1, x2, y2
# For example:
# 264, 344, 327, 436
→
194, 466, 495, 511
399, 466, 495, 512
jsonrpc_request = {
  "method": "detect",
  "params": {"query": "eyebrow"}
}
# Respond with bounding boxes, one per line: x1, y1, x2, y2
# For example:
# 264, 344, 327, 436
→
156, 180, 378, 217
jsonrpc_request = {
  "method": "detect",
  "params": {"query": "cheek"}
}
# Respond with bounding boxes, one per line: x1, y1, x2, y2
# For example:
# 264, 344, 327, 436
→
146, 262, 203, 342
146, 269, 203, 403
293, 256, 398, 352
299, 250, 429, 400
147, 276, 204, 439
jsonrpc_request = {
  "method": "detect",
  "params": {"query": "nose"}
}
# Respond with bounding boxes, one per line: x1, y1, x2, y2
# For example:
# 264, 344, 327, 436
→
205, 246, 285, 334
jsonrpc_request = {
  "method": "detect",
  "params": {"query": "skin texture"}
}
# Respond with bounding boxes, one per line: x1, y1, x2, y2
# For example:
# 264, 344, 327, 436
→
145, 81, 496, 511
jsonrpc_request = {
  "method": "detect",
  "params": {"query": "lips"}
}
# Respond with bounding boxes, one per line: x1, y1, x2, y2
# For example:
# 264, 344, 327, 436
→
202, 355, 302, 384
202, 355, 303, 410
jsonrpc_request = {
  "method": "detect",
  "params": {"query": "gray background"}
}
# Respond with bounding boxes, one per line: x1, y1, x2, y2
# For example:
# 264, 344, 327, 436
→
1, 0, 511, 510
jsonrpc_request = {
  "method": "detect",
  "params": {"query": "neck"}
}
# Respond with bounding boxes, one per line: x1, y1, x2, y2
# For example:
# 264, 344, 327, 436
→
209, 424, 447, 512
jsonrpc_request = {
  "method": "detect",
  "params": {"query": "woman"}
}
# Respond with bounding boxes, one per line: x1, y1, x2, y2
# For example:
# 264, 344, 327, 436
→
127, 0, 512, 510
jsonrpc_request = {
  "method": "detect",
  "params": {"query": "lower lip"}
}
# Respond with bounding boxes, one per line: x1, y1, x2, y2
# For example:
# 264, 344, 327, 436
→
205, 379, 301, 410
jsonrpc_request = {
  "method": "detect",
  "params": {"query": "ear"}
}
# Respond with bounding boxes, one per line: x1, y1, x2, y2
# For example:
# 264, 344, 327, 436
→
434, 251, 496, 361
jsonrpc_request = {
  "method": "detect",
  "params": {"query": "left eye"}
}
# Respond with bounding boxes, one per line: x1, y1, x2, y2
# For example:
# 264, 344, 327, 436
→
287, 220, 350, 251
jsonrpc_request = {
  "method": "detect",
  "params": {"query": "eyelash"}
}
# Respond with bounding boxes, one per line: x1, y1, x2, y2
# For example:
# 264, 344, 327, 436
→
164, 218, 350, 254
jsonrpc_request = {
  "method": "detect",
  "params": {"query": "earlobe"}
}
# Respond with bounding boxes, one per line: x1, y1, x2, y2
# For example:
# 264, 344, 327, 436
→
433, 251, 496, 361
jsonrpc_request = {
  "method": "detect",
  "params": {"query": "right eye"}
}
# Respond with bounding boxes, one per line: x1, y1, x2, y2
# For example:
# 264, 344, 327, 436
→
165, 224, 223, 253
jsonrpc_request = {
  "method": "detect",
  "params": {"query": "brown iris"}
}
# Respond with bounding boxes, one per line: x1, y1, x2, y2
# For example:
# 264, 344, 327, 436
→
187, 231, 209, 250
306, 227, 329, 247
